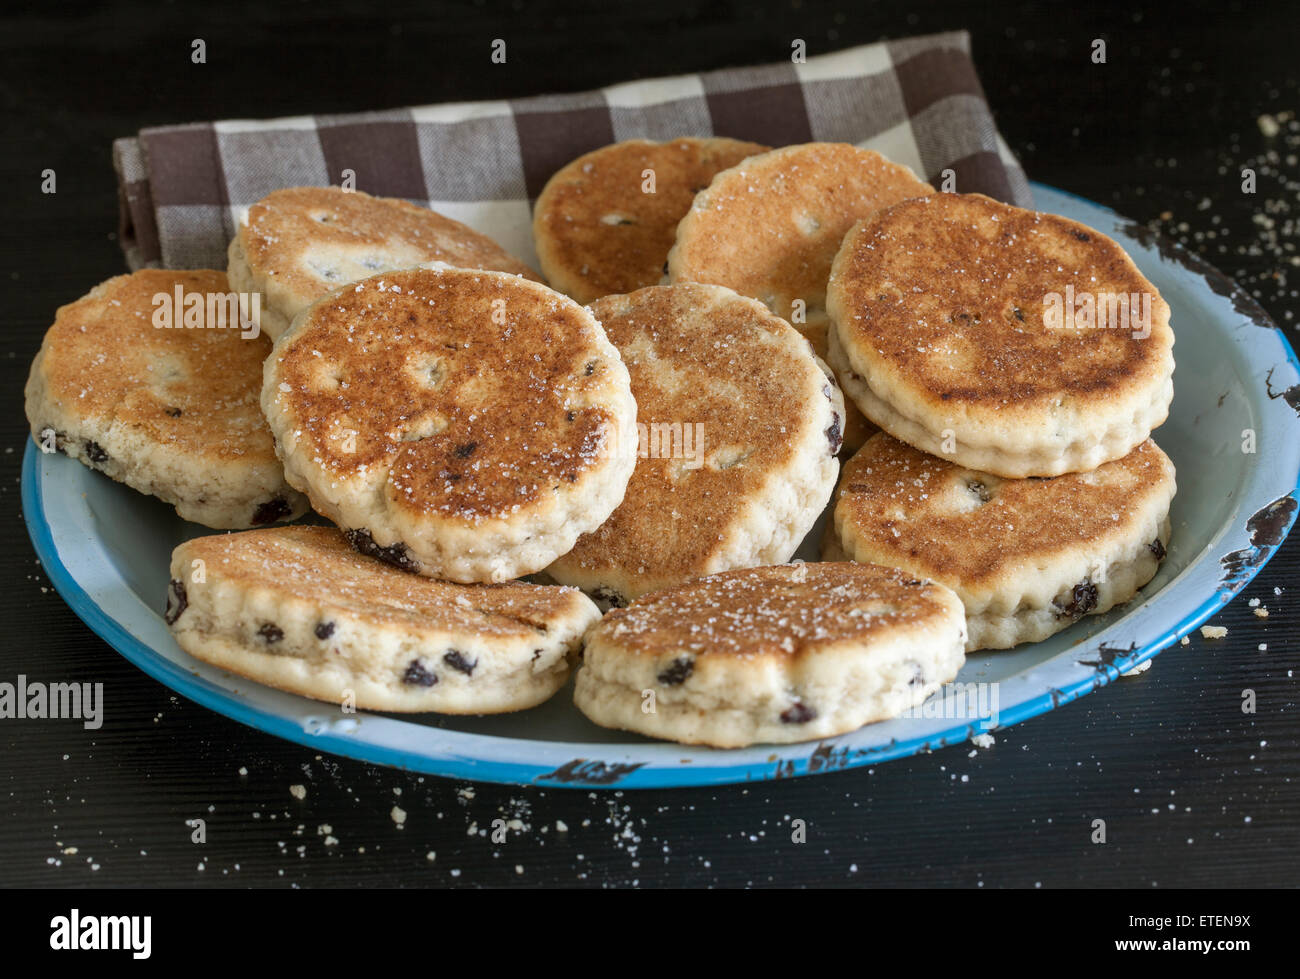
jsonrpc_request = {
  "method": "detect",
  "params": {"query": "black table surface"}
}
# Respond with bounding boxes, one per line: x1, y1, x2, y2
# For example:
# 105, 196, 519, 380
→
1, 0, 1296, 889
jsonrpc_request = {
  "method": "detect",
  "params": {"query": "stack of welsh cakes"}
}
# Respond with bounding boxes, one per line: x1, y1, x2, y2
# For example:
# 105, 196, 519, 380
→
24, 137, 1173, 749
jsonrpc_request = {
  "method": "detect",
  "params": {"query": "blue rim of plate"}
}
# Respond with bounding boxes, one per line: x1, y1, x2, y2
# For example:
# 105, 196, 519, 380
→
21, 182, 1300, 789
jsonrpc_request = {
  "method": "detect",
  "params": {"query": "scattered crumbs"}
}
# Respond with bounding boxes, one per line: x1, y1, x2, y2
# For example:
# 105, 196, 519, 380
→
1180, 636, 1190, 646
426, 851, 436, 862
1258, 643, 1268, 652
1121, 659, 1152, 677
1253, 607, 1269, 619
1144, 111, 1300, 324
1200, 625, 1228, 640
555, 819, 569, 833
391, 805, 407, 827
238, 766, 248, 776
971, 732, 996, 749
289, 784, 306, 800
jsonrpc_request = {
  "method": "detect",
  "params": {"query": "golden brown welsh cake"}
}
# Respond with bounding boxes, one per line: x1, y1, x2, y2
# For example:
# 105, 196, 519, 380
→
262, 266, 638, 583
668, 143, 933, 323
166, 526, 601, 713
25, 269, 307, 528
828, 433, 1176, 650
545, 283, 843, 604
668, 142, 931, 452
229, 186, 539, 341
827, 193, 1175, 477
575, 561, 967, 747
533, 137, 769, 304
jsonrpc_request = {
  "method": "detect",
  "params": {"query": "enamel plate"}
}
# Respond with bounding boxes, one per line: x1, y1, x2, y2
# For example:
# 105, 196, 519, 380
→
23, 184, 1300, 789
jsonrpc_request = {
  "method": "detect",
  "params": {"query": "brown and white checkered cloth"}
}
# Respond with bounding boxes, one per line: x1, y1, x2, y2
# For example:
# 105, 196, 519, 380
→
112, 29, 1031, 273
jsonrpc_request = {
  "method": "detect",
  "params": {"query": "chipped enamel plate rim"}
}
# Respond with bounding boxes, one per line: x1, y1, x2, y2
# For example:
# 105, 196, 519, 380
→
22, 184, 1300, 789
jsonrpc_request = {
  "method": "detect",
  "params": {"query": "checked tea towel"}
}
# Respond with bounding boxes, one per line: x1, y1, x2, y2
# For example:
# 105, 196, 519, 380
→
113, 30, 1031, 273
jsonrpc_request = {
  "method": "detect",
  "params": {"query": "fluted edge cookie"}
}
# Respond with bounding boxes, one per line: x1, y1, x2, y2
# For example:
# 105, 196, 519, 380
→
263, 266, 638, 583
25, 269, 307, 528
230, 186, 540, 342
575, 562, 967, 747
533, 137, 769, 304
667, 142, 933, 322
165, 526, 602, 713
830, 433, 1176, 650
827, 193, 1175, 477
546, 283, 844, 604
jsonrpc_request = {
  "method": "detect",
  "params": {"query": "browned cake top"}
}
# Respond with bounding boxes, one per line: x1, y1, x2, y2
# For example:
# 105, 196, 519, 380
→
591, 562, 957, 660
555, 284, 832, 581
240, 186, 538, 300
835, 433, 1176, 588
668, 143, 933, 320
270, 267, 628, 522
828, 193, 1174, 412
533, 138, 769, 304
179, 526, 589, 635
37, 269, 276, 460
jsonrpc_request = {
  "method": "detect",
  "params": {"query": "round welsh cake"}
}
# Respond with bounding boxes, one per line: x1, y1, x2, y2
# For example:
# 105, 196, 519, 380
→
166, 526, 601, 713
263, 266, 638, 583
533, 137, 769, 304
667, 143, 933, 326
826, 193, 1175, 477
829, 433, 1176, 650
229, 186, 539, 342
25, 269, 307, 528
575, 562, 967, 748
546, 283, 844, 604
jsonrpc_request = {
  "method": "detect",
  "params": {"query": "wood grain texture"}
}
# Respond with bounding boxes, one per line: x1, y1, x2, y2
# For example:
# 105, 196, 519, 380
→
0, 0, 1296, 888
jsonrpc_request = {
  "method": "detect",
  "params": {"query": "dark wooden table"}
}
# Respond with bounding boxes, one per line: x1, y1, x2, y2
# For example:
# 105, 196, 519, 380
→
1, 0, 1295, 888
